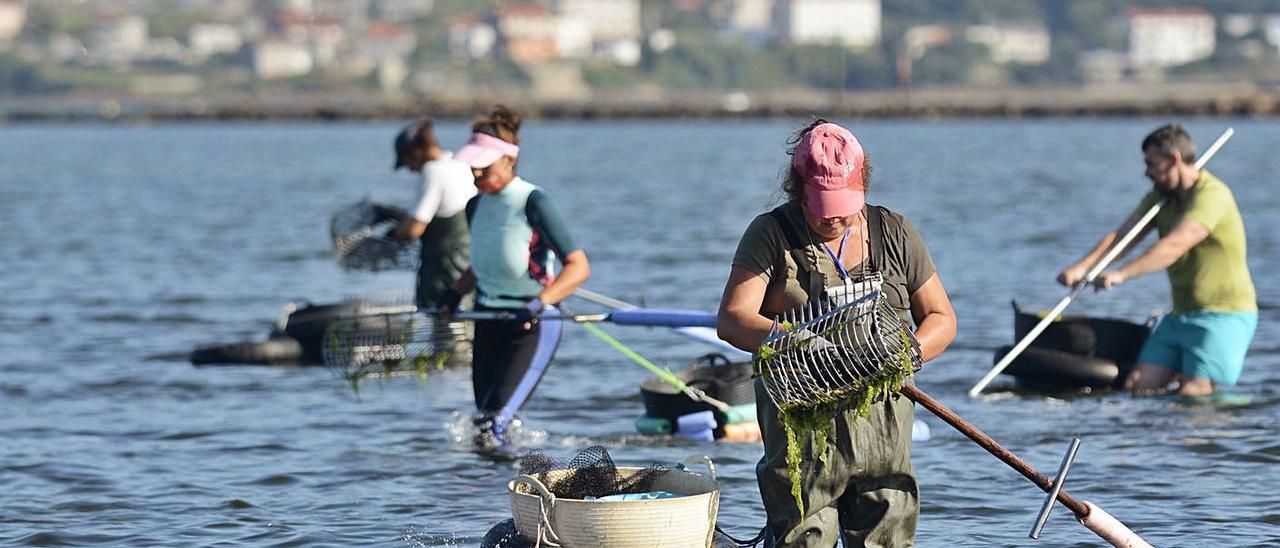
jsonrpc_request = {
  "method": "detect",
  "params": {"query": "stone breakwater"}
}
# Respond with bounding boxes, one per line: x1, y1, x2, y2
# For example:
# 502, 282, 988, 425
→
4, 83, 1278, 122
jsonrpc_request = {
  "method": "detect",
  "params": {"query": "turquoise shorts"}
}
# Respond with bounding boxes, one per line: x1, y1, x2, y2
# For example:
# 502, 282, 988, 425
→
1138, 311, 1257, 386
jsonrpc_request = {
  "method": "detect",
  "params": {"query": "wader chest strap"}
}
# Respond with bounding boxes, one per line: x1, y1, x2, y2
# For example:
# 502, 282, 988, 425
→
768, 207, 824, 304
769, 204, 891, 304
866, 205, 887, 273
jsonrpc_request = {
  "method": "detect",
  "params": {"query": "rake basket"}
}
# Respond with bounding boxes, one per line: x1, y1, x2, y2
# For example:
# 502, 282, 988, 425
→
321, 300, 467, 381
755, 286, 921, 414
330, 199, 419, 272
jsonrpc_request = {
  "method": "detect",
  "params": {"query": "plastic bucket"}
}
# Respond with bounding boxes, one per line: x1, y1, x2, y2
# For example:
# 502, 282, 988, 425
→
508, 455, 720, 547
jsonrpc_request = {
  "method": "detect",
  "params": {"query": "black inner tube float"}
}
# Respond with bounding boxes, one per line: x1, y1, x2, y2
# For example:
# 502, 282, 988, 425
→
995, 301, 1154, 391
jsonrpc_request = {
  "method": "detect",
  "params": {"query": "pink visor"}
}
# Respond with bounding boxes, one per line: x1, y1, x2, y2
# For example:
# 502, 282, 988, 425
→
793, 123, 866, 218
454, 132, 520, 168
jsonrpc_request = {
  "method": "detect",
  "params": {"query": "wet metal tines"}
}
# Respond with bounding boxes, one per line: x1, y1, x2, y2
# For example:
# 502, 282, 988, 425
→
756, 285, 922, 411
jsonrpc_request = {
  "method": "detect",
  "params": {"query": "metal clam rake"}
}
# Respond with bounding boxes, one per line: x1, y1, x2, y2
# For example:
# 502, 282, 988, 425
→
758, 289, 920, 412
321, 304, 465, 381
756, 290, 1154, 547
320, 300, 728, 385
330, 199, 419, 272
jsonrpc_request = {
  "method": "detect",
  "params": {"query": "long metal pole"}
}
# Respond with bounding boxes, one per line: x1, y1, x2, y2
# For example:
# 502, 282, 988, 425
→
969, 127, 1234, 397
573, 288, 752, 359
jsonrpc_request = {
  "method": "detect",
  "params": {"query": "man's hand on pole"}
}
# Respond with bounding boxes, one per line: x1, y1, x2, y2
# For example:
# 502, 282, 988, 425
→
1056, 265, 1089, 287
1091, 271, 1127, 291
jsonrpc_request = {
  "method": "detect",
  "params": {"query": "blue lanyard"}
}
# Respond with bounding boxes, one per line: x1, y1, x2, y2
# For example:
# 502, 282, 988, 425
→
820, 228, 853, 280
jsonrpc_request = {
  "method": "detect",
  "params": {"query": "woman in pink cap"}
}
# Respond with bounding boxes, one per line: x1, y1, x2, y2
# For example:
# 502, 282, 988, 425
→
717, 120, 956, 546
438, 105, 591, 452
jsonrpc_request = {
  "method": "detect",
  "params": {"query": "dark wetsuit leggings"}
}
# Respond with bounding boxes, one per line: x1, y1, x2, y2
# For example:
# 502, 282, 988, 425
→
471, 304, 562, 439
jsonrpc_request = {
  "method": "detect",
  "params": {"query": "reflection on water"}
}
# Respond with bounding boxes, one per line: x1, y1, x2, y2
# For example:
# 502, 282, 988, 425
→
1, 119, 1278, 546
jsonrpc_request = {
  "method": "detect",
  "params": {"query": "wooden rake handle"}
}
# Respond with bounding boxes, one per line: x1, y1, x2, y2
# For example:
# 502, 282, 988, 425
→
909, 385, 1154, 547
902, 385, 1088, 517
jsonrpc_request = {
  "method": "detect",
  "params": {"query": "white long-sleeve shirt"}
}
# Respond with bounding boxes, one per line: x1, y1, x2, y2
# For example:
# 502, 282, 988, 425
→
408, 152, 477, 222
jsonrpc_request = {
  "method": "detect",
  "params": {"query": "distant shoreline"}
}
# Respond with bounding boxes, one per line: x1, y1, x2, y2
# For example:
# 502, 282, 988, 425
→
4, 82, 1277, 122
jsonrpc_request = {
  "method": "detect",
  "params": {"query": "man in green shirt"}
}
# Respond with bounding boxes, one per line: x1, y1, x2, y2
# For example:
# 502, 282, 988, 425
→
1059, 124, 1257, 397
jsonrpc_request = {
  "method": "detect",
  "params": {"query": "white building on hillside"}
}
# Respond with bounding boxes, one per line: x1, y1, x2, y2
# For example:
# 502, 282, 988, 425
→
277, 0, 314, 17
1221, 14, 1255, 38
447, 15, 496, 59
360, 20, 415, 62
555, 0, 641, 42
716, 0, 773, 44
84, 15, 148, 65
0, 0, 25, 43
965, 21, 1050, 65
775, 0, 880, 48
1127, 8, 1215, 68
279, 15, 346, 68
495, 3, 591, 63
376, 0, 434, 21
253, 40, 313, 79
1265, 15, 1280, 54
188, 24, 243, 58
311, 0, 371, 30
89, 15, 148, 54
725, 0, 772, 32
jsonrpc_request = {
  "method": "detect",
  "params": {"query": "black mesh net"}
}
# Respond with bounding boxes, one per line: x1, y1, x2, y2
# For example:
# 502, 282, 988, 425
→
330, 199, 418, 272
518, 446, 669, 500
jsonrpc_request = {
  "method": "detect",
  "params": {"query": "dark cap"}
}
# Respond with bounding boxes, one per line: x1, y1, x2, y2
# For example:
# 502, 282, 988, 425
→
393, 120, 431, 169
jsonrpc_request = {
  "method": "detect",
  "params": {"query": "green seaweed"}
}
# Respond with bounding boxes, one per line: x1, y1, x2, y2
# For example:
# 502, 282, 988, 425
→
755, 345, 777, 365
324, 312, 461, 395
413, 352, 450, 382
782, 414, 804, 514
779, 402, 838, 516
762, 326, 919, 518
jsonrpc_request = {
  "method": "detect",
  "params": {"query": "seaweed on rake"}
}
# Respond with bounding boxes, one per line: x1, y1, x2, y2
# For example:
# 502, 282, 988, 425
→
321, 305, 465, 389
755, 290, 922, 516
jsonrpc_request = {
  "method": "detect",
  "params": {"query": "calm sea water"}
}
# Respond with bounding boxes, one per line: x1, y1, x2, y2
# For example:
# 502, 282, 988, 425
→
2, 119, 1278, 547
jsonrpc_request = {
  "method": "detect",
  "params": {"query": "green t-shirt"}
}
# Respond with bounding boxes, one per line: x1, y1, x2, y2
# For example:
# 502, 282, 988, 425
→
1133, 169, 1256, 313
731, 201, 936, 319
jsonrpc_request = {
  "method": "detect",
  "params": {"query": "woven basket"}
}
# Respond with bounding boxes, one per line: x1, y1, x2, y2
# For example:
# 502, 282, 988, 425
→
508, 455, 720, 547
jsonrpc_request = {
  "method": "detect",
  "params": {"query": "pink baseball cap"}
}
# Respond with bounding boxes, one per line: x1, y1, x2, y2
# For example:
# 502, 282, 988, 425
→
793, 123, 866, 218
454, 132, 520, 168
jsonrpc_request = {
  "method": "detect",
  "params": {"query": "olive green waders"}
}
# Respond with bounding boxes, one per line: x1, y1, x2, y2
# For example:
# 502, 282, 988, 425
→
415, 211, 470, 310
756, 380, 919, 548
416, 211, 472, 360
752, 204, 921, 546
